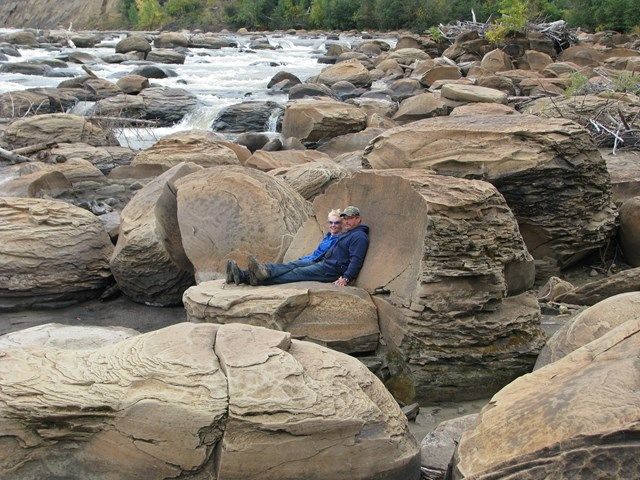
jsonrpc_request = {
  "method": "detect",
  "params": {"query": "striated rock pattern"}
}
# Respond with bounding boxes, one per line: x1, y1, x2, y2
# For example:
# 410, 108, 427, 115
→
244, 149, 330, 171
535, 292, 640, 369
111, 162, 202, 306
269, 159, 350, 200
0, 322, 420, 480
363, 115, 617, 272
0, 197, 113, 311
453, 318, 640, 480
554, 267, 640, 306
184, 279, 380, 353
284, 170, 544, 402
175, 166, 311, 282
0, 323, 139, 349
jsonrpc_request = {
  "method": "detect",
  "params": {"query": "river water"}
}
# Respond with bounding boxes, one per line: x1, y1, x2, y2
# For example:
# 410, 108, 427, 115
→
0, 29, 395, 149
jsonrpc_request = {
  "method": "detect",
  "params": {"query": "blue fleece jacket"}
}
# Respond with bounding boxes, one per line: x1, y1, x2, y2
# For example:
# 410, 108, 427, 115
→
322, 225, 369, 281
298, 233, 339, 262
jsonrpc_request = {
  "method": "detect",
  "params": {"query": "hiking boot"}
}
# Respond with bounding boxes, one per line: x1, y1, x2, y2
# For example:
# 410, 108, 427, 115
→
247, 255, 269, 286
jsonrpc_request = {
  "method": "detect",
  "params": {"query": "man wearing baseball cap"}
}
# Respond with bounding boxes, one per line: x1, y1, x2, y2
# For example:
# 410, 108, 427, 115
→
228, 206, 369, 287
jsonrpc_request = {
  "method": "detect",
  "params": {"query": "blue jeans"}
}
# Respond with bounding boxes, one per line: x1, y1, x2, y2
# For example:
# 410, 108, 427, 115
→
265, 261, 341, 285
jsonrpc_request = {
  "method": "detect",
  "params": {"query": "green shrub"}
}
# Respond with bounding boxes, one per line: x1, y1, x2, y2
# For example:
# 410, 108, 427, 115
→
564, 72, 589, 96
485, 0, 527, 44
611, 71, 640, 94
136, 0, 166, 28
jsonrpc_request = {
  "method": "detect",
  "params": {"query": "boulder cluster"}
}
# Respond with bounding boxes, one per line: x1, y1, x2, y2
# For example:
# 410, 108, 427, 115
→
1, 24, 639, 480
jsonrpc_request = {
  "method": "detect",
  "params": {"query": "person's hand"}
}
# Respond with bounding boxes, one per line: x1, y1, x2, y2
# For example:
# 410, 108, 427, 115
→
334, 276, 349, 287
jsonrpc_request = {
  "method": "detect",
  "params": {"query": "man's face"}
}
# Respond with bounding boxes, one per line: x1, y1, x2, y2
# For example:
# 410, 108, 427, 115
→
341, 215, 361, 231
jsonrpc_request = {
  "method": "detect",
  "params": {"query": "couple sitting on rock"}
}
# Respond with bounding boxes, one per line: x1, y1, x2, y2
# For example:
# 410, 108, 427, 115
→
226, 206, 369, 287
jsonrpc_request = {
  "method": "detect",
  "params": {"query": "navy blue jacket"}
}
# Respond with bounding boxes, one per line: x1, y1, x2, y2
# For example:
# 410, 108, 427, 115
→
322, 225, 369, 281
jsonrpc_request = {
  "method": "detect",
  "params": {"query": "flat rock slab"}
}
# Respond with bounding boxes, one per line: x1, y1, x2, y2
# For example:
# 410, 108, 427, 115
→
554, 267, 640, 306
184, 279, 380, 354
0, 323, 139, 349
441, 84, 508, 104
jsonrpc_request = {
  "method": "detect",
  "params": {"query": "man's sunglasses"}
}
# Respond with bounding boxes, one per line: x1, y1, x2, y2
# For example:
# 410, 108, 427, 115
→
327, 220, 341, 225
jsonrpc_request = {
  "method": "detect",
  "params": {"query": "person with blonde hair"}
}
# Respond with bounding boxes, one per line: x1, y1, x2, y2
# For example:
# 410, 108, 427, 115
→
226, 208, 346, 285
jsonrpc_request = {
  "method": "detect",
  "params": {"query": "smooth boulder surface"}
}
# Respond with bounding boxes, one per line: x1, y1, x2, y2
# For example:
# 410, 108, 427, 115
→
282, 98, 367, 143
175, 166, 311, 282
364, 115, 617, 272
453, 318, 640, 479
0, 322, 420, 480
269, 158, 350, 200
0, 197, 113, 310
0, 323, 139, 349
535, 292, 640, 369
3, 113, 118, 149
441, 84, 508, 104
619, 196, 640, 266
131, 130, 242, 169
111, 163, 202, 306
317, 59, 373, 87
285, 170, 543, 402
184, 279, 380, 353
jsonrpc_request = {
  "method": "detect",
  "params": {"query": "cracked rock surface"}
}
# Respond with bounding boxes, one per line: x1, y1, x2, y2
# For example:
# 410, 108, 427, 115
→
0, 197, 113, 311
363, 114, 617, 273
183, 279, 380, 354
284, 170, 545, 402
268, 158, 350, 200
453, 317, 640, 479
0, 322, 420, 480
175, 166, 312, 283
111, 162, 202, 306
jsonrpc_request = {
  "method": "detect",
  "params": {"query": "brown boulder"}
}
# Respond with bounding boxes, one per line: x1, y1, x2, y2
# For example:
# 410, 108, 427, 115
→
244, 149, 330, 171
116, 74, 150, 94
558, 45, 605, 66
554, 267, 640, 306
317, 59, 372, 87
363, 115, 617, 272
450, 103, 519, 116
316, 127, 384, 157
0, 197, 113, 310
519, 50, 554, 71
175, 166, 311, 282
480, 48, 514, 73
619, 197, 640, 266
441, 84, 507, 104
269, 159, 350, 200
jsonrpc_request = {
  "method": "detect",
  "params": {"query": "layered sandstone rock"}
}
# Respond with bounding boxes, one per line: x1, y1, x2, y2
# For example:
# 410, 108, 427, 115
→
535, 292, 640, 369
131, 130, 242, 169
453, 318, 640, 479
184, 279, 380, 353
0, 322, 420, 480
553, 267, 640, 306
363, 115, 617, 272
0, 323, 139, 349
421, 414, 478, 480
244, 149, 330, 171
284, 170, 544, 402
0, 197, 113, 310
281, 98, 367, 143
3, 113, 118, 149
269, 159, 350, 200
175, 166, 311, 282
111, 163, 202, 306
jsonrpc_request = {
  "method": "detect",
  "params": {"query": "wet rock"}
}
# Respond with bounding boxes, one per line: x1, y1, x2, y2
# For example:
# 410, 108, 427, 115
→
184, 280, 380, 353
111, 163, 202, 306
363, 115, 617, 272
388, 78, 425, 101
115, 35, 152, 54
146, 49, 186, 64
131, 130, 242, 169
288, 82, 335, 100
285, 170, 542, 402
535, 292, 640, 369
212, 100, 282, 133
0, 197, 113, 311
619, 197, 640, 266
174, 166, 311, 282
3, 113, 118, 149
66, 51, 104, 64
245, 149, 330, 171
1, 30, 38, 46
70, 34, 101, 48
130, 64, 177, 78
0, 62, 52, 76
188, 34, 237, 49
267, 71, 301, 92
282, 98, 367, 144
453, 317, 640, 480
59, 77, 122, 101
116, 74, 150, 94
331, 80, 365, 100
269, 158, 350, 200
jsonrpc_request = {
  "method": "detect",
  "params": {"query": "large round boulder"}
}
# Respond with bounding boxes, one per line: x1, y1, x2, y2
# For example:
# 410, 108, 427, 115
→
284, 170, 543, 402
211, 100, 283, 133
115, 35, 152, 54
0, 322, 420, 480
281, 98, 367, 144
317, 59, 373, 88
174, 166, 312, 282
363, 115, 617, 273
111, 163, 202, 306
0, 197, 113, 310
453, 317, 640, 479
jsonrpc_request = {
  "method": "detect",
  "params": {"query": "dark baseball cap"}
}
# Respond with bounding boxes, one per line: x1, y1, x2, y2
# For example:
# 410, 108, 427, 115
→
340, 206, 360, 217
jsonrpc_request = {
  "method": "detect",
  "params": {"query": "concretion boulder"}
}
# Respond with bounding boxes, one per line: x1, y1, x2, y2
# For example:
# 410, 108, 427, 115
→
553, 267, 640, 306
284, 170, 543, 402
317, 59, 373, 87
214, 323, 420, 480
212, 100, 283, 133
0, 323, 229, 480
480, 48, 514, 73
0, 197, 113, 311
0, 323, 139, 349
184, 279, 380, 353
131, 130, 241, 169
111, 163, 202, 306
3, 113, 118, 149
535, 292, 640, 369
520, 50, 553, 71
363, 115, 617, 272
281, 98, 367, 143
269, 159, 350, 200
174, 166, 311, 282
115, 35, 151, 54
244, 149, 330, 171
452, 317, 640, 480
619, 197, 640, 266
441, 84, 508, 104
